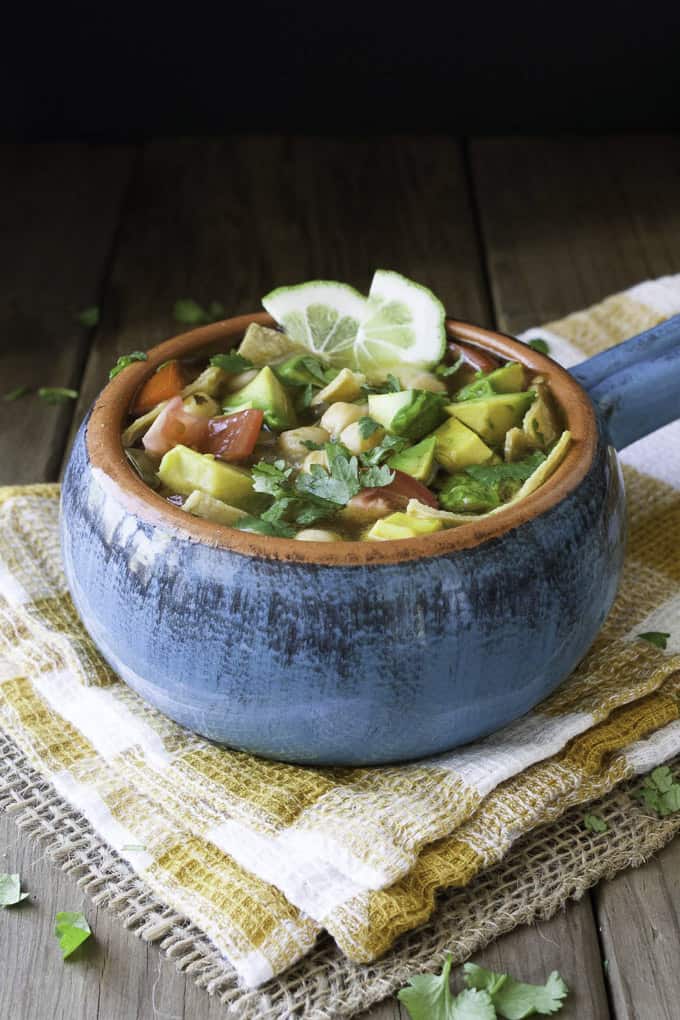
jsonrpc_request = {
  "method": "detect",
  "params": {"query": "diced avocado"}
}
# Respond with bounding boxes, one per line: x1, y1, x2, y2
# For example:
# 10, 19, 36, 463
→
456, 361, 526, 401
311, 367, 365, 405
237, 322, 305, 365
181, 365, 229, 399
388, 436, 437, 482
446, 391, 535, 446
433, 418, 495, 473
365, 512, 443, 541
368, 389, 447, 441
222, 366, 297, 429
275, 354, 331, 388
158, 445, 254, 507
182, 490, 248, 526
438, 475, 500, 513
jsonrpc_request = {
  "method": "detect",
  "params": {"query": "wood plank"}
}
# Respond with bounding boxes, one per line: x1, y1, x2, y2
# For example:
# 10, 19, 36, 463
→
470, 134, 680, 334
596, 839, 680, 1019
0, 144, 135, 483
66, 134, 492, 448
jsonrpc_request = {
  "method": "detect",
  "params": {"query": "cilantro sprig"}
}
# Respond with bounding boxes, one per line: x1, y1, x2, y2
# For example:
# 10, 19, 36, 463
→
54, 911, 92, 959
38, 388, 79, 405
210, 352, 254, 373
398, 956, 568, 1020
634, 766, 680, 816
638, 631, 670, 650
109, 351, 148, 379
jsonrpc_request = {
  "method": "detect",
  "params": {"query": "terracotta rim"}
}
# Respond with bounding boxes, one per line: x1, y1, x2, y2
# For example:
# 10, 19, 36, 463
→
86, 313, 598, 566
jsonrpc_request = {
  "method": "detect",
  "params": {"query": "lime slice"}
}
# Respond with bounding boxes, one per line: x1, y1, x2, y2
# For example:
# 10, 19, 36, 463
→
353, 269, 446, 375
262, 281, 368, 366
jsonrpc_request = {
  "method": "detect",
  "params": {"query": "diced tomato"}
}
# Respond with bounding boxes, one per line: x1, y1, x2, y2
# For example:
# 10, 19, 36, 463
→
356, 470, 439, 514
447, 340, 500, 375
132, 360, 185, 415
142, 396, 209, 457
205, 409, 264, 462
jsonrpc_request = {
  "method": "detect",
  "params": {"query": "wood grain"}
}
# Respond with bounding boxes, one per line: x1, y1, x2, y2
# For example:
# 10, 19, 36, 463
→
0, 144, 135, 483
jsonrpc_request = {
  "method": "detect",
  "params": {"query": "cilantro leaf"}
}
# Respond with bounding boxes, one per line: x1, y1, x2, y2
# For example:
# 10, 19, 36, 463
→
109, 350, 148, 379
301, 439, 324, 451
358, 416, 381, 439
296, 456, 360, 506
173, 299, 224, 325
251, 459, 294, 498
399, 956, 496, 1020
361, 374, 403, 397
528, 338, 550, 354
635, 765, 680, 816
360, 433, 409, 467
54, 910, 92, 958
360, 463, 395, 488
76, 306, 99, 328
436, 356, 465, 378
638, 631, 670, 650
584, 813, 608, 833
210, 352, 254, 373
2, 385, 31, 402
38, 387, 78, 405
0, 873, 29, 908
464, 963, 568, 1018
465, 452, 546, 487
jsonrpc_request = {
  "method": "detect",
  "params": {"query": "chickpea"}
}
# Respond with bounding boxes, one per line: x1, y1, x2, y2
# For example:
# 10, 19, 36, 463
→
339, 421, 385, 456
278, 426, 330, 461
294, 528, 344, 542
222, 368, 259, 393
320, 401, 368, 437
301, 450, 330, 472
182, 394, 221, 418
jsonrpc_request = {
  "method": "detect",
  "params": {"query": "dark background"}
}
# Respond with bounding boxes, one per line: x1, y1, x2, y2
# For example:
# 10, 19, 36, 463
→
4, 4, 680, 140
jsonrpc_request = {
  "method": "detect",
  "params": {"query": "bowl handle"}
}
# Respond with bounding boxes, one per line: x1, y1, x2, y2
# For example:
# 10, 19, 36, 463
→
568, 313, 680, 449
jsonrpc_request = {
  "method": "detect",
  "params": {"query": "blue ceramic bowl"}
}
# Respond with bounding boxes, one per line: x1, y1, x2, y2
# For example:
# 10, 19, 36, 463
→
60, 313, 680, 764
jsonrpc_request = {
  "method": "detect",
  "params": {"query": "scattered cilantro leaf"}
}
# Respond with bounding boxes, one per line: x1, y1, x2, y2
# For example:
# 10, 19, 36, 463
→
109, 350, 148, 379
0, 873, 29, 908
528, 338, 550, 354
638, 631, 670, 650
2, 385, 31, 402
436, 356, 465, 378
209, 352, 254, 373
38, 387, 78, 405
361, 374, 403, 397
54, 911, 92, 958
465, 452, 546, 487
360, 433, 409, 467
635, 765, 680, 816
297, 356, 330, 386
296, 454, 360, 506
358, 416, 381, 439
398, 956, 496, 1020
173, 299, 224, 325
386, 373, 402, 392
251, 459, 294, 499
300, 383, 315, 409
584, 813, 608, 833
76, 306, 99, 328
361, 463, 395, 488
301, 439, 324, 451
464, 963, 568, 1018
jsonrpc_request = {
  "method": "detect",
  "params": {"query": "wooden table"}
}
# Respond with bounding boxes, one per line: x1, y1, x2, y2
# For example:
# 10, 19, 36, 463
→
1, 135, 680, 1019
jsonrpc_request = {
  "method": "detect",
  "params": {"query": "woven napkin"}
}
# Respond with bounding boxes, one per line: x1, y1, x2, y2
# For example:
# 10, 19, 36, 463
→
1, 275, 680, 989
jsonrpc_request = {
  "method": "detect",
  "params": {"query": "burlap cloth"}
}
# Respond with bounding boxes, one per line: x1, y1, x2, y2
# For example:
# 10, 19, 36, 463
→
2, 275, 680, 1014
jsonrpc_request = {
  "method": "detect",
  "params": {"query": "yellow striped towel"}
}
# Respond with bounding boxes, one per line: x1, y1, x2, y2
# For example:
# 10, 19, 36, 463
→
1, 276, 680, 986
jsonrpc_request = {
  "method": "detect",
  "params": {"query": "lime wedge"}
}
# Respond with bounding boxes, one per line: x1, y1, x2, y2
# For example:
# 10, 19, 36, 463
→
353, 270, 446, 375
262, 281, 368, 366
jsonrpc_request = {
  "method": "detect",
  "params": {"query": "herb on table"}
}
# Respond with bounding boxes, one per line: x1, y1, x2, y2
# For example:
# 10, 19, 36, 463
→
528, 338, 550, 354
0, 873, 29, 908
638, 631, 670, 650
358, 416, 381, 439
109, 350, 148, 379
436, 356, 465, 379
634, 765, 680, 816
75, 306, 99, 328
209, 352, 254, 373
54, 911, 92, 958
2, 385, 31, 402
464, 963, 569, 1018
398, 955, 495, 1020
173, 299, 225, 325
38, 387, 78, 405
583, 813, 608, 833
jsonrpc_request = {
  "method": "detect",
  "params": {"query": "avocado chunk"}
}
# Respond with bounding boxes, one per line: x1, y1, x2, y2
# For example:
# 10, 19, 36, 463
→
438, 475, 501, 513
237, 322, 304, 365
222, 366, 297, 429
158, 445, 254, 507
388, 435, 437, 482
274, 354, 332, 388
365, 512, 443, 541
438, 450, 548, 512
455, 361, 526, 401
446, 391, 535, 446
433, 418, 495, 472
367, 389, 447, 441
182, 490, 248, 526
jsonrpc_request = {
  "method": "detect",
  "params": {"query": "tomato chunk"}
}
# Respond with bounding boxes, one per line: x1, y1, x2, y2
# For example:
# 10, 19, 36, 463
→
205, 409, 264, 462
385, 469, 439, 508
357, 469, 439, 513
142, 396, 209, 457
133, 360, 185, 415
